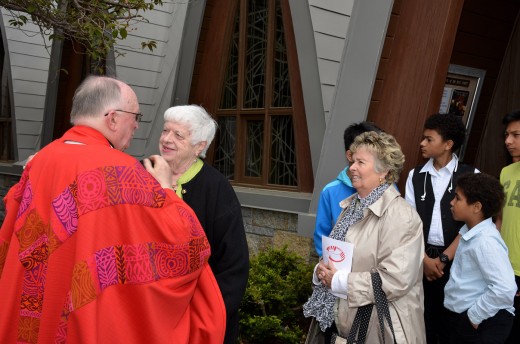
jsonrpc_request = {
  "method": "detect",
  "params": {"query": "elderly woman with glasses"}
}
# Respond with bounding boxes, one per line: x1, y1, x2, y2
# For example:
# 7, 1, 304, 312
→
144, 105, 249, 344
304, 131, 425, 344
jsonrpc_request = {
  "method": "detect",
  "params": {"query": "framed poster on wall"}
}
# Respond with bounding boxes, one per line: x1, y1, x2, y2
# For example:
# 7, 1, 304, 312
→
438, 64, 485, 159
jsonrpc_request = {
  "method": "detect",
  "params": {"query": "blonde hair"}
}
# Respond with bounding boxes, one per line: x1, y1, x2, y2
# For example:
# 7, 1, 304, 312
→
350, 131, 405, 184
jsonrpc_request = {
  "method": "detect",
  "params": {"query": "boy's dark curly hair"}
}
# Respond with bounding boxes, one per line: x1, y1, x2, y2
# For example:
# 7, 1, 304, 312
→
424, 113, 466, 152
455, 172, 505, 219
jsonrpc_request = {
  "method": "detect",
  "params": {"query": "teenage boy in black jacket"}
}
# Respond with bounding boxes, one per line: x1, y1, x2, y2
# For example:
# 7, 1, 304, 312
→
405, 113, 478, 344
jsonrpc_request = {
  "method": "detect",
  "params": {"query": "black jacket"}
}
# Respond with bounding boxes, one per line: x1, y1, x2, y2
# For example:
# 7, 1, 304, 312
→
411, 162, 474, 247
182, 162, 249, 344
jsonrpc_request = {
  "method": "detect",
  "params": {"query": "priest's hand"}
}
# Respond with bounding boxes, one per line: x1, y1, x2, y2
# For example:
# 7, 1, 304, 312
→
143, 155, 174, 189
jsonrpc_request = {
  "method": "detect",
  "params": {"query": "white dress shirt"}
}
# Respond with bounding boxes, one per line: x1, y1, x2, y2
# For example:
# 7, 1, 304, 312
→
444, 218, 516, 324
405, 154, 478, 246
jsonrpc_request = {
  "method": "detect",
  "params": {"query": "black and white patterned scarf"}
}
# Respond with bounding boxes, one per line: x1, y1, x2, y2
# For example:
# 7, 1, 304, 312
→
303, 183, 389, 332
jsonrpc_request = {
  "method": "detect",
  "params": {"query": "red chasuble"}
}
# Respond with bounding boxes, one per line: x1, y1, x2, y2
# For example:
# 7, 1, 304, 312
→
0, 126, 226, 343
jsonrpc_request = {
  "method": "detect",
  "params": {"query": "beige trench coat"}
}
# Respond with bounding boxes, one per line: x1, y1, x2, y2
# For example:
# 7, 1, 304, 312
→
334, 187, 426, 343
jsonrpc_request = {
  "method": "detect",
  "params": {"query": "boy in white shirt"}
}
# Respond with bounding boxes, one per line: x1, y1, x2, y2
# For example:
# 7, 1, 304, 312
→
405, 113, 478, 343
445, 172, 516, 343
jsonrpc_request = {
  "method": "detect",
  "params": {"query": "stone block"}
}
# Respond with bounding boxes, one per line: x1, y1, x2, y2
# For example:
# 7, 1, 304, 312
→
273, 230, 314, 261
287, 213, 298, 232
252, 208, 294, 230
241, 206, 252, 226
246, 233, 273, 257
247, 225, 274, 237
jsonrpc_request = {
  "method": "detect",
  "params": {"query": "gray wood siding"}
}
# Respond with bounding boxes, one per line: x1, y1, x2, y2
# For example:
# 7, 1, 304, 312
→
309, 0, 354, 122
3, 0, 355, 162
115, 2, 188, 158
2, 10, 50, 161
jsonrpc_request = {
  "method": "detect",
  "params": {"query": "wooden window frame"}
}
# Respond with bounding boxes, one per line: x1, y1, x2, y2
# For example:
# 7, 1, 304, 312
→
189, 0, 312, 192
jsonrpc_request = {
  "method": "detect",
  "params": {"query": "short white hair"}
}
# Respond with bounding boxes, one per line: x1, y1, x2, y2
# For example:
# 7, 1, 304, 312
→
163, 105, 217, 158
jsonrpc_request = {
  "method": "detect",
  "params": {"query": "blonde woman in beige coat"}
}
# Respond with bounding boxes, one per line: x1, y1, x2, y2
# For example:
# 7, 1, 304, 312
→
304, 131, 425, 343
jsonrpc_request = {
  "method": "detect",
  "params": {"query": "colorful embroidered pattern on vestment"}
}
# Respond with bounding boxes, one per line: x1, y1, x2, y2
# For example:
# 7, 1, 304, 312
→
54, 237, 210, 342
14, 163, 168, 343
54, 207, 210, 342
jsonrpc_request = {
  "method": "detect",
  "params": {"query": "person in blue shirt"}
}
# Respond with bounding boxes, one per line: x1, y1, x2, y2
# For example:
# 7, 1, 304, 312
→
445, 172, 516, 343
313, 121, 382, 256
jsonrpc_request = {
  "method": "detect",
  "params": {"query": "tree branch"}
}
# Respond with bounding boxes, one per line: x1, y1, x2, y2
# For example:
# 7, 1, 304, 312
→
0, 0, 163, 67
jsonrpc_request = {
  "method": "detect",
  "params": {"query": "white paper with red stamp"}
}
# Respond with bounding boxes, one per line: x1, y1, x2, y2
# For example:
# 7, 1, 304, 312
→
322, 235, 354, 272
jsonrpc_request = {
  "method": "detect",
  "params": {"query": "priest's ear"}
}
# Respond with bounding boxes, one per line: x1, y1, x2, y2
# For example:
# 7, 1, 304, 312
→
104, 110, 118, 131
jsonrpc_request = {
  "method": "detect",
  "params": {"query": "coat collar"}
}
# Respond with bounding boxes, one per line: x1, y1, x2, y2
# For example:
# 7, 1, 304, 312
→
340, 186, 401, 218
368, 186, 401, 217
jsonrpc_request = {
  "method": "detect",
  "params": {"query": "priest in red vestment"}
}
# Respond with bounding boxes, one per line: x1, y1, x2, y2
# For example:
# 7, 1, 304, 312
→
0, 76, 226, 343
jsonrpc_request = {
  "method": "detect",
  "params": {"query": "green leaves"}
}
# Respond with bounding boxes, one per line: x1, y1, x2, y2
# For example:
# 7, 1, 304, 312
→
141, 40, 157, 51
0, 0, 164, 72
239, 246, 314, 344
8, 15, 27, 27
119, 28, 127, 40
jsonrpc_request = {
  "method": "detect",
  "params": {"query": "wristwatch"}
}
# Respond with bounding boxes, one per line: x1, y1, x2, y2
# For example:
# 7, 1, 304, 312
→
439, 253, 450, 264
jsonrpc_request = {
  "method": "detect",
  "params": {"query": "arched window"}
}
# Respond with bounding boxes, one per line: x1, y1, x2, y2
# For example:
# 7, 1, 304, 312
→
190, 0, 312, 192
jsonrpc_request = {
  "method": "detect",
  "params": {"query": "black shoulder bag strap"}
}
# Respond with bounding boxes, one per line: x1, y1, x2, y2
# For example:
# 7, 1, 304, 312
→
346, 272, 397, 344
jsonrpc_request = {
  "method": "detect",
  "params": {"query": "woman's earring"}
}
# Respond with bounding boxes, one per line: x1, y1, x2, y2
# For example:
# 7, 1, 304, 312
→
379, 177, 385, 185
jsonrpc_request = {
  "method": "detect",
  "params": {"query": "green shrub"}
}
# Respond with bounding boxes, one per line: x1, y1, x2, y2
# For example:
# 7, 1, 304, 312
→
238, 246, 314, 344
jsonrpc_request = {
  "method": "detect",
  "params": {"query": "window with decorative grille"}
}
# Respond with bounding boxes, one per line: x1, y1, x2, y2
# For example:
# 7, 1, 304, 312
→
190, 0, 312, 192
